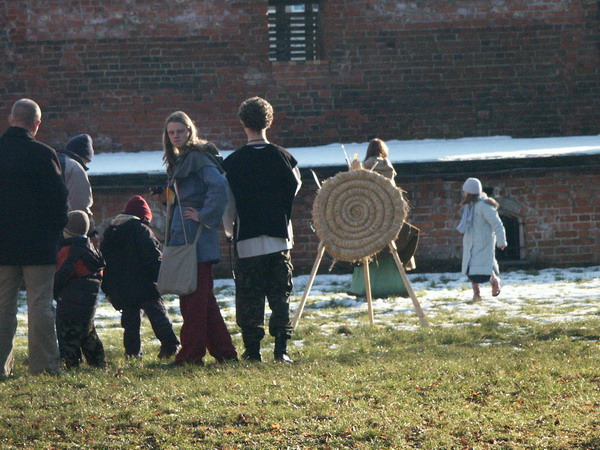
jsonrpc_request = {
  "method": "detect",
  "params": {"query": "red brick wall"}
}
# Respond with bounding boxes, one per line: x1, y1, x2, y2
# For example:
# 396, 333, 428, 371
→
91, 155, 600, 276
2, 0, 598, 151
399, 168, 600, 269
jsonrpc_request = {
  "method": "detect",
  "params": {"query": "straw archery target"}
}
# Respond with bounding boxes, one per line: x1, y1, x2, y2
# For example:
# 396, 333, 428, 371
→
312, 169, 407, 261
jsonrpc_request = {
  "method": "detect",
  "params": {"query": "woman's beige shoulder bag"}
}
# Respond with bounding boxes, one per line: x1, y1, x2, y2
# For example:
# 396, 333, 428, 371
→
157, 181, 202, 296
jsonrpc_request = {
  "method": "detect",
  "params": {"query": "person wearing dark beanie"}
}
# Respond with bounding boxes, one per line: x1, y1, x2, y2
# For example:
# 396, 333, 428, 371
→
57, 134, 97, 241
124, 195, 152, 222
65, 134, 94, 164
101, 196, 179, 359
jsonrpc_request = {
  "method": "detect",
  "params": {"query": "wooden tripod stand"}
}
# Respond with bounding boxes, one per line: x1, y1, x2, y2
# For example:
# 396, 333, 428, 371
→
292, 238, 429, 330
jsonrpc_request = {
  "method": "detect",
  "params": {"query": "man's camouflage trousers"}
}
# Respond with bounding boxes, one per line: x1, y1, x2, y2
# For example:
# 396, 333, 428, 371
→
234, 250, 294, 343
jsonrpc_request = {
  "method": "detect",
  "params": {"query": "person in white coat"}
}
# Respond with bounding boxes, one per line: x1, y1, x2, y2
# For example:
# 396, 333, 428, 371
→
457, 178, 507, 300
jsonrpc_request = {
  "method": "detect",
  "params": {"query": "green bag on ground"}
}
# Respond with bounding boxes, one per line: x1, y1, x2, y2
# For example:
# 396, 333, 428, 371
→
349, 254, 409, 299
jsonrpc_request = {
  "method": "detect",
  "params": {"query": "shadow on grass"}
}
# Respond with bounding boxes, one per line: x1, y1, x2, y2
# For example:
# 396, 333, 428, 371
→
532, 326, 600, 341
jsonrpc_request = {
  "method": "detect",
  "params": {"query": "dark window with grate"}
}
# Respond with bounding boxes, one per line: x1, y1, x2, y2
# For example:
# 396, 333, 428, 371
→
268, 1, 321, 62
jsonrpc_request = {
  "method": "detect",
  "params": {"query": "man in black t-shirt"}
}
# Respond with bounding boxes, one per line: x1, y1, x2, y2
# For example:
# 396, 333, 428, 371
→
222, 97, 301, 363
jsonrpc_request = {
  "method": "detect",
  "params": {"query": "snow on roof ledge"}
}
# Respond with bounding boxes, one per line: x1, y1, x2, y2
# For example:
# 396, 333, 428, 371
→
89, 135, 600, 175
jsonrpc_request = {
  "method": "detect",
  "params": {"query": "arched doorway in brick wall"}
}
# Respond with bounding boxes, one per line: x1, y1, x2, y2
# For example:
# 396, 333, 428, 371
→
483, 187, 524, 262
497, 214, 522, 261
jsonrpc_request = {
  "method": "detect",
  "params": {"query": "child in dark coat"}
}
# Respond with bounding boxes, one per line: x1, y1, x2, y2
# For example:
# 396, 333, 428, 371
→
100, 195, 180, 359
54, 210, 106, 369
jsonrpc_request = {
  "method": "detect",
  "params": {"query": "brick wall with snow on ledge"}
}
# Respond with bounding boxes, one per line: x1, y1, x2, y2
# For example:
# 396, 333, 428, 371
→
90, 152, 600, 276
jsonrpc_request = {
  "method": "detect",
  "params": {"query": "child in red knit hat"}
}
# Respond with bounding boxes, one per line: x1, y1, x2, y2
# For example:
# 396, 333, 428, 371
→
124, 195, 152, 221
100, 195, 179, 359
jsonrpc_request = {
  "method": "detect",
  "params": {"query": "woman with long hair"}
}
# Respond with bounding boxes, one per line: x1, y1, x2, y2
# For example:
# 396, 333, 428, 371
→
362, 138, 397, 183
156, 111, 237, 365
349, 138, 418, 298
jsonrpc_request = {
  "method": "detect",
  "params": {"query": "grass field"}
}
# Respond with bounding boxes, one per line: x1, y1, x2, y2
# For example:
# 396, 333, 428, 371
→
1, 267, 598, 448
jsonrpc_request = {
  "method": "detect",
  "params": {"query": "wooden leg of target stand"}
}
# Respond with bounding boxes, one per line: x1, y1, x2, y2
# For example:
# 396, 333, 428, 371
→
292, 242, 326, 330
388, 241, 429, 327
363, 257, 374, 325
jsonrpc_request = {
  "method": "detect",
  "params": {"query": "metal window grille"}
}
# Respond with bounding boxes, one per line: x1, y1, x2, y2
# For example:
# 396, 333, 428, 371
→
268, 1, 321, 62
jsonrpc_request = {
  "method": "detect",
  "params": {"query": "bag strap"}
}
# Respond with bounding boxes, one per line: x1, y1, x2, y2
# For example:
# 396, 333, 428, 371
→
173, 180, 189, 244
172, 180, 203, 246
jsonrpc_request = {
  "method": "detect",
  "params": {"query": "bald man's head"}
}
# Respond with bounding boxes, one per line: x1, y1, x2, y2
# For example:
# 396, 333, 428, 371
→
9, 99, 42, 134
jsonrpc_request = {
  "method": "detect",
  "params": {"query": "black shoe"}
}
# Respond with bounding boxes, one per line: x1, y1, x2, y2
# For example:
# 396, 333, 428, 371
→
274, 335, 293, 363
241, 350, 262, 362
241, 337, 262, 362
157, 346, 179, 359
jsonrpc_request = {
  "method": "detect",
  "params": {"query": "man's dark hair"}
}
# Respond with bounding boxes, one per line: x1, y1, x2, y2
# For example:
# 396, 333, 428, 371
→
238, 97, 273, 132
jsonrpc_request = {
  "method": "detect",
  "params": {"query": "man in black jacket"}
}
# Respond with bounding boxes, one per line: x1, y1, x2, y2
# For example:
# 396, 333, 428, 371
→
0, 99, 68, 376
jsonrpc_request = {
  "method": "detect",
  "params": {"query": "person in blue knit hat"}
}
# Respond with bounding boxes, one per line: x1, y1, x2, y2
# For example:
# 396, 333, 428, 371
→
57, 134, 97, 242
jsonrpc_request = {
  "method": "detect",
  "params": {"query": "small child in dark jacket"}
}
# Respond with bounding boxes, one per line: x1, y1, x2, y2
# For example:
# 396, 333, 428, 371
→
54, 210, 106, 369
101, 195, 180, 359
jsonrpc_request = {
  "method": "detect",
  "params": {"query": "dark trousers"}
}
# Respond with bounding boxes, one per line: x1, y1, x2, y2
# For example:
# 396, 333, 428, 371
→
121, 298, 179, 357
56, 303, 105, 368
234, 250, 293, 343
175, 263, 237, 364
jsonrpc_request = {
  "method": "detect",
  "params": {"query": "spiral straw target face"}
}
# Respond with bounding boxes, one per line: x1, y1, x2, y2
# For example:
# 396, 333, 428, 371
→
312, 169, 407, 261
